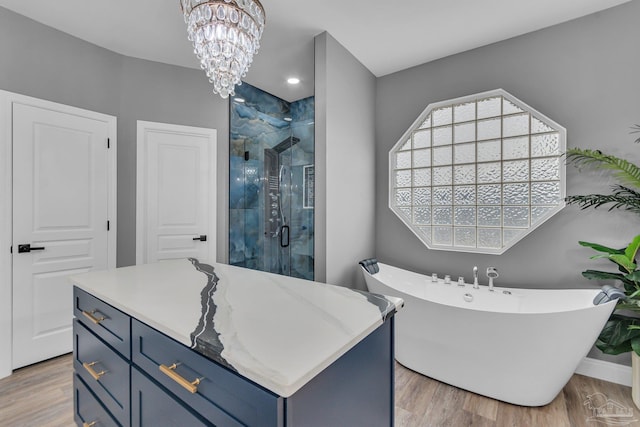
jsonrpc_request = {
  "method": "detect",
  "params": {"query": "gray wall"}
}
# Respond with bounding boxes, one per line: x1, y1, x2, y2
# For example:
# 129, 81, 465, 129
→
0, 8, 122, 121
315, 32, 377, 289
375, 1, 640, 365
117, 58, 229, 266
0, 7, 230, 267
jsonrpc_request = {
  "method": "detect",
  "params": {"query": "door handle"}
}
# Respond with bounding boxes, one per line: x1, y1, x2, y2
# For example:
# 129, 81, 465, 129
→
192, 235, 207, 242
17, 244, 45, 253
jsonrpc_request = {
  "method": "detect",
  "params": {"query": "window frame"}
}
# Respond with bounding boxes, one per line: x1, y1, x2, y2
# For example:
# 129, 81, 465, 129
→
388, 89, 566, 254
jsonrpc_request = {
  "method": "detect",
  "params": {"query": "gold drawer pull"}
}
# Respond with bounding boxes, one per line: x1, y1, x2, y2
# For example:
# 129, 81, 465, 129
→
82, 310, 105, 325
82, 361, 106, 381
159, 363, 201, 394
83, 422, 97, 427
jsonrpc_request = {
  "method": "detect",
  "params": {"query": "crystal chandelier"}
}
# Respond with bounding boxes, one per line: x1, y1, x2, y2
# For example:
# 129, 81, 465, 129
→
180, 0, 266, 99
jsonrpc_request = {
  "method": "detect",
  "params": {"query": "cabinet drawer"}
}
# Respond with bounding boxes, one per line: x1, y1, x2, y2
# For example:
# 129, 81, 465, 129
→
74, 319, 130, 426
74, 286, 131, 358
132, 320, 281, 427
74, 374, 119, 427
131, 367, 209, 427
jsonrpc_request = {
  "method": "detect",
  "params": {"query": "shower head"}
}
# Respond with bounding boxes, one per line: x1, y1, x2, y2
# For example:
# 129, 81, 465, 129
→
272, 136, 301, 154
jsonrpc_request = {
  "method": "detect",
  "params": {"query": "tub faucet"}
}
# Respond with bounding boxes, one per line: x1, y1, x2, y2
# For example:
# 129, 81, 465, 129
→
473, 266, 479, 289
487, 267, 499, 291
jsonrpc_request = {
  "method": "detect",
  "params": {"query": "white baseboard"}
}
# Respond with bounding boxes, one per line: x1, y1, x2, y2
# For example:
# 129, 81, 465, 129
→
575, 356, 632, 387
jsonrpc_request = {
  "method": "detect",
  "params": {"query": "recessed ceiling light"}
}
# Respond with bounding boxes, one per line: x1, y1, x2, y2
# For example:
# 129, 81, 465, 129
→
233, 97, 245, 103
287, 77, 300, 85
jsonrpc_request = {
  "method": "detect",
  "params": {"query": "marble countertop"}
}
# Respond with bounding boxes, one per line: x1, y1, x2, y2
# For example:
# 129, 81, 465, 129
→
70, 259, 403, 397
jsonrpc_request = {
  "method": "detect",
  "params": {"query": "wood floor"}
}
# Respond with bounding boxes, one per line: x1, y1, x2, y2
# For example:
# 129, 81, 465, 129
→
1, 354, 639, 426
395, 362, 640, 427
0, 354, 73, 427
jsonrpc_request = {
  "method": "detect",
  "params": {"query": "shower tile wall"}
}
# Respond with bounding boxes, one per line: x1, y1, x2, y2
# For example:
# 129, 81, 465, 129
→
230, 82, 314, 280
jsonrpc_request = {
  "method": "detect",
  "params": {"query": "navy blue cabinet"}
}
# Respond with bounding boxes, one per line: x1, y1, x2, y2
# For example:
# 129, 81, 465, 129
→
73, 286, 395, 427
284, 319, 394, 427
132, 319, 280, 426
74, 287, 130, 358
74, 374, 119, 427
131, 367, 210, 427
74, 319, 130, 425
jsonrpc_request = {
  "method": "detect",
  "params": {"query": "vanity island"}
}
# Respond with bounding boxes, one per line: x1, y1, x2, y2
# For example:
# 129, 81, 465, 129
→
70, 259, 402, 426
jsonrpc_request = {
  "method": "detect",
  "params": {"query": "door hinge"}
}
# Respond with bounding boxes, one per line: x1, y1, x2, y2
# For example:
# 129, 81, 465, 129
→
107, 220, 110, 231
107, 138, 110, 149
10, 246, 12, 254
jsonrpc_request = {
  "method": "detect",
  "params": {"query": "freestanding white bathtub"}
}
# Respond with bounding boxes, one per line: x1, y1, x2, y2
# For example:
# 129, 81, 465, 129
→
361, 261, 618, 406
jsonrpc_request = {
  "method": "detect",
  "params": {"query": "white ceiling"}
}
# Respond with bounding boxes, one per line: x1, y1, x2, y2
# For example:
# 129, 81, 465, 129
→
0, 0, 630, 102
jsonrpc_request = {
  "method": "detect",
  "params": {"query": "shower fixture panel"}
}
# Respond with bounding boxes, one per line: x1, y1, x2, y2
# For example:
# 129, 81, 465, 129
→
264, 148, 280, 237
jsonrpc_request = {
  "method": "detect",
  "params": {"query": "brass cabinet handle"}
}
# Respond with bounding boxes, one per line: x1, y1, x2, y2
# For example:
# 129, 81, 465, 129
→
159, 363, 201, 394
83, 422, 97, 427
82, 310, 105, 325
82, 361, 106, 381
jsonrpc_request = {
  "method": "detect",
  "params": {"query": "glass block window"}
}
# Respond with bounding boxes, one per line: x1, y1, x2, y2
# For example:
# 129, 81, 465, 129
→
389, 89, 566, 254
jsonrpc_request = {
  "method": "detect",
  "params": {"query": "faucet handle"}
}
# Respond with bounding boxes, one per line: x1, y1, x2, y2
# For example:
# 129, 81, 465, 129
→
472, 266, 479, 288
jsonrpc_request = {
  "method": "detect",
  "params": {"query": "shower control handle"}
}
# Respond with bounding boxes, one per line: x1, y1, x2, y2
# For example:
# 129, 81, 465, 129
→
280, 225, 290, 248
193, 235, 207, 242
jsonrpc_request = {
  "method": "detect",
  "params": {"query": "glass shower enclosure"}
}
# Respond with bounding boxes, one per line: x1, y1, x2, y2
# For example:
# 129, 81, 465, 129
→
229, 83, 314, 280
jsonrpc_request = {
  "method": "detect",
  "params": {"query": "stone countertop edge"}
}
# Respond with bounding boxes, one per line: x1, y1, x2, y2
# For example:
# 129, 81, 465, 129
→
70, 259, 403, 398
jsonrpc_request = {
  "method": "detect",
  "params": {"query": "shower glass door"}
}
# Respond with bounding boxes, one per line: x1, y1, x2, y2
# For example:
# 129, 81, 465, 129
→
229, 83, 314, 280
263, 134, 293, 276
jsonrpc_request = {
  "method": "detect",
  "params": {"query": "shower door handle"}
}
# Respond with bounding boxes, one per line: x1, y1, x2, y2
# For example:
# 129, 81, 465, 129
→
280, 225, 290, 248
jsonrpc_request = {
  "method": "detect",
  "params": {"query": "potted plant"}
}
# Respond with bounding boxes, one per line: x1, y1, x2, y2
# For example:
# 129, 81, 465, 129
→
579, 235, 640, 408
579, 236, 640, 352
567, 127, 640, 406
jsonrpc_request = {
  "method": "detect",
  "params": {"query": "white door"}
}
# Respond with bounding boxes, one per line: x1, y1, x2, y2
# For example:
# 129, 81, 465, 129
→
136, 121, 216, 264
12, 102, 115, 369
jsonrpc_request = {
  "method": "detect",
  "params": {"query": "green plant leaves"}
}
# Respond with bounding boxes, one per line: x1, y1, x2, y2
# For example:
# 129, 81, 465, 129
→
582, 270, 628, 281
583, 235, 640, 354
566, 148, 640, 189
626, 234, 640, 261
579, 240, 624, 254
609, 254, 637, 273
596, 314, 640, 355
582, 269, 632, 283
570, 136, 640, 357
618, 301, 640, 313
566, 186, 640, 215
582, 269, 637, 294
632, 124, 640, 144
589, 253, 636, 273
626, 271, 640, 283
583, 235, 640, 273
